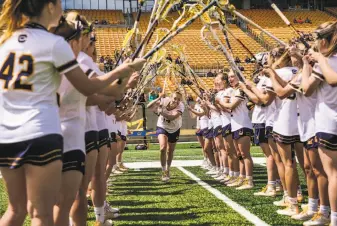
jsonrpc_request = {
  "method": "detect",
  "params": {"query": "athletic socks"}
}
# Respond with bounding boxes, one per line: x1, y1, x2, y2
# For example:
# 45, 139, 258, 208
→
229, 171, 234, 177
223, 167, 229, 175
162, 166, 167, 171
320, 205, 331, 218
297, 185, 302, 194
284, 190, 288, 197
268, 181, 276, 187
331, 211, 337, 226
94, 206, 105, 223
234, 172, 240, 177
308, 198, 319, 213
288, 197, 298, 205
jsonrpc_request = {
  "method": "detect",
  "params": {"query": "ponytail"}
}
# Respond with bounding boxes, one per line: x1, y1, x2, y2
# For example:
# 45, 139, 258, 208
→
0, 0, 57, 45
0, 0, 25, 45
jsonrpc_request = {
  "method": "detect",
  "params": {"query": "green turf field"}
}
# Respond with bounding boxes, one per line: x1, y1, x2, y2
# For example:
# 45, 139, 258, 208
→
0, 160, 308, 225
124, 143, 264, 162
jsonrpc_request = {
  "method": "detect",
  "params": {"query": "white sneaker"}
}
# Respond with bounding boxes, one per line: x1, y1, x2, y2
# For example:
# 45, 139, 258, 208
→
236, 179, 254, 190
161, 171, 169, 182
215, 174, 226, 181
303, 212, 331, 226
273, 194, 289, 207
105, 202, 120, 214
94, 220, 113, 226
227, 177, 244, 187
291, 207, 316, 221
112, 166, 123, 175
277, 205, 299, 216
206, 167, 218, 175
211, 171, 223, 178
254, 185, 277, 197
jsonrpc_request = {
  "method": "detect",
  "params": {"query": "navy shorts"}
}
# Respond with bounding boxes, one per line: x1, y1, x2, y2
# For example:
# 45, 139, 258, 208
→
156, 127, 180, 143
232, 128, 254, 140
204, 128, 214, 139
265, 126, 273, 139
316, 132, 337, 151
213, 125, 223, 138
110, 132, 117, 143
273, 131, 300, 145
62, 150, 85, 175
85, 131, 99, 154
117, 131, 127, 141
304, 136, 319, 150
222, 124, 232, 138
253, 124, 268, 145
196, 129, 203, 137
98, 129, 109, 148
0, 134, 63, 169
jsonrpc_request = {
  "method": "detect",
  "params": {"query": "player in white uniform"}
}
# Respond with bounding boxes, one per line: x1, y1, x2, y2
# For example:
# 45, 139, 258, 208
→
215, 74, 240, 185
218, 71, 254, 190
263, 54, 305, 216
0, 2, 144, 225
187, 98, 208, 166
246, 51, 288, 205
240, 74, 278, 197
206, 79, 228, 180
301, 22, 337, 226
147, 92, 184, 182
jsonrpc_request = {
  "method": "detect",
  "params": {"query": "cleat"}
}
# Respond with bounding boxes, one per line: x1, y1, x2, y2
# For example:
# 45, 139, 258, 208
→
161, 171, 170, 182
206, 167, 218, 175
273, 194, 289, 207
224, 177, 237, 186
212, 171, 223, 178
118, 163, 128, 172
215, 174, 226, 181
291, 206, 316, 221
277, 205, 299, 216
236, 179, 254, 190
227, 177, 244, 187
303, 212, 331, 226
94, 220, 113, 226
223, 175, 232, 183
254, 185, 277, 197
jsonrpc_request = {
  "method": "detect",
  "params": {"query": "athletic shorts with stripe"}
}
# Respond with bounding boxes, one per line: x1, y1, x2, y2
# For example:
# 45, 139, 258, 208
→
62, 150, 85, 175
316, 132, 337, 151
0, 134, 63, 169
85, 131, 99, 153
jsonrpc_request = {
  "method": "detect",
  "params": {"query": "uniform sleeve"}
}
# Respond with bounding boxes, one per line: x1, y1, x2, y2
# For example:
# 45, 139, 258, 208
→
234, 88, 245, 100
52, 38, 78, 74
79, 63, 95, 78
264, 77, 275, 93
178, 102, 185, 114
289, 73, 302, 92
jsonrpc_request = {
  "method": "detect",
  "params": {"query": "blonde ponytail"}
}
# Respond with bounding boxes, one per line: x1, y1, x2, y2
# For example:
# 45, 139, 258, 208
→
0, 0, 25, 45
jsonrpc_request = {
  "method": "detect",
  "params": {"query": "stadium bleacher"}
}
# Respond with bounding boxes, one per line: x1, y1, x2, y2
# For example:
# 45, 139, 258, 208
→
76, 8, 336, 97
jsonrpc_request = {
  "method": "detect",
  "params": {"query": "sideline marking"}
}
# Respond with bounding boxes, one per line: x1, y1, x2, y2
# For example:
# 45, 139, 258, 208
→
177, 166, 270, 226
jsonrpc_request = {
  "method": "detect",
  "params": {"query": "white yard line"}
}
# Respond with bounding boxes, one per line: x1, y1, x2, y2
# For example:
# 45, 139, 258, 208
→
124, 157, 266, 169
177, 166, 270, 226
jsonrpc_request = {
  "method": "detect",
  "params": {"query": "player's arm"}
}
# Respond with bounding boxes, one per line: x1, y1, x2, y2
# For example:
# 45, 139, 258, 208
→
309, 51, 337, 85
158, 109, 183, 121
239, 82, 261, 105
187, 106, 205, 117
147, 96, 162, 109
264, 68, 294, 99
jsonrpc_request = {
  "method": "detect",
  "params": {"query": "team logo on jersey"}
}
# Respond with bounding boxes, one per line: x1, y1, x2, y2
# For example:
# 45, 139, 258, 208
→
18, 34, 27, 43
292, 69, 298, 74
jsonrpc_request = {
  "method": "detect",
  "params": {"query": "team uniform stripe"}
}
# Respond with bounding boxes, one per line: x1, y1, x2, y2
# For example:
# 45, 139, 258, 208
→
57, 59, 79, 74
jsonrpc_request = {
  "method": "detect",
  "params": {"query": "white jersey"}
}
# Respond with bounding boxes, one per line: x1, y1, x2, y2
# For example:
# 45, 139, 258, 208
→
0, 26, 78, 143
219, 87, 234, 126
230, 87, 253, 131
264, 77, 277, 127
194, 103, 208, 130
270, 67, 299, 136
78, 52, 107, 131
120, 121, 128, 136
157, 97, 184, 133
252, 76, 267, 124
210, 92, 223, 128
194, 104, 201, 129
59, 62, 93, 153
312, 56, 337, 135
289, 73, 317, 142
107, 114, 118, 134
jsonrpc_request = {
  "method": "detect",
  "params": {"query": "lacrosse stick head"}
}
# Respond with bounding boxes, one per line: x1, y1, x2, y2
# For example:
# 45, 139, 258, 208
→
215, 0, 229, 10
